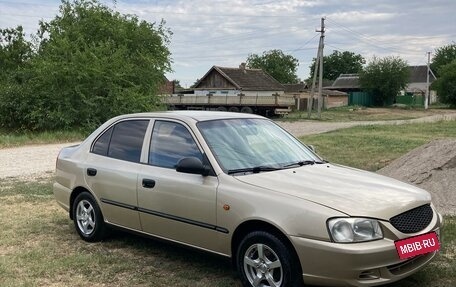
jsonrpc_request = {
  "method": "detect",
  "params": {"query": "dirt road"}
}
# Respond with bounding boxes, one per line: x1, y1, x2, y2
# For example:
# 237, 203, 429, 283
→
0, 142, 80, 180
276, 113, 456, 136
1, 113, 456, 181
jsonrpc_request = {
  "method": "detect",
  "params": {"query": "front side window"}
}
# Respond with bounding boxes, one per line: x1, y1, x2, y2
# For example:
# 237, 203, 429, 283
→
149, 121, 202, 169
92, 120, 149, 163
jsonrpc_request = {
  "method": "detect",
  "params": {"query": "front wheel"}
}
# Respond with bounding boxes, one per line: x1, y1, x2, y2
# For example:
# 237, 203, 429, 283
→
236, 231, 302, 287
72, 192, 106, 242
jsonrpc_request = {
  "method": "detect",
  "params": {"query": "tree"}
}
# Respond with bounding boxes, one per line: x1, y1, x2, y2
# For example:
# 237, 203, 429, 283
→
0, 26, 35, 130
190, 78, 200, 88
246, 49, 299, 84
432, 60, 456, 107
173, 79, 184, 90
309, 50, 365, 81
0, 0, 172, 131
359, 56, 409, 106
0, 26, 33, 77
431, 43, 456, 76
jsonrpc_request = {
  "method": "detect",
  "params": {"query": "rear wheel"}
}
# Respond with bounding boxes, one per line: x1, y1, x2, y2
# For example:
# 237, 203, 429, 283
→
229, 106, 240, 113
73, 192, 106, 242
237, 231, 302, 287
217, 106, 228, 111
241, 106, 254, 114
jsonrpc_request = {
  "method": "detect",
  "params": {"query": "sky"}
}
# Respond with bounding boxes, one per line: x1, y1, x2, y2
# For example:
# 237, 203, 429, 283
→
1, 0, 455, 88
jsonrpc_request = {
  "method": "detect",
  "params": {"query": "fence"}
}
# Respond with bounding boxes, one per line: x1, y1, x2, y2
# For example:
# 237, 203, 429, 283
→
396, 94, 425, 106
348, 92, 374, 106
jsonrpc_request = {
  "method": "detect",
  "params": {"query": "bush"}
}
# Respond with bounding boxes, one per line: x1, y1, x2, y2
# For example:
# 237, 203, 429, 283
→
0, 0, 171, 131
433, 60, 456, 107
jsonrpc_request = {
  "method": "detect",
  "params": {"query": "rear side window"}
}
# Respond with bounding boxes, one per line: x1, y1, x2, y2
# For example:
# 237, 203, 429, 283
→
92, 127, 113, 156
92, 120, 149, 163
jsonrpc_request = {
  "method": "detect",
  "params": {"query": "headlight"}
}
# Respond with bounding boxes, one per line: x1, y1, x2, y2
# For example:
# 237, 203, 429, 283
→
328, 218, 383, 243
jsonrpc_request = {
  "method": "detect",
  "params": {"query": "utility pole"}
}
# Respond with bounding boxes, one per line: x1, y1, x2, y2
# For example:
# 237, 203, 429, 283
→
317, 17, 325, 118
425, 51, 431, 110
307, 46, 319, 118
307, 17, 325, 119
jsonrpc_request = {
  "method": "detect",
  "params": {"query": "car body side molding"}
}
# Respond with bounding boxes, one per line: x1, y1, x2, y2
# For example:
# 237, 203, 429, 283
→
100, 198, 229, 234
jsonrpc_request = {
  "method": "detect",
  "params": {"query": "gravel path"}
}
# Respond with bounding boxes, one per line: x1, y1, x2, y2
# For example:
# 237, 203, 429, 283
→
0, 142, 80, 180
1, 113, 455, 181
378, 139, 456, 215
277, 113, 456, 137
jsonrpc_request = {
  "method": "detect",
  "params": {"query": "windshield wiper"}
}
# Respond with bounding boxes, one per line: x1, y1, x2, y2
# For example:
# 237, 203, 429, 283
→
283, 160, 328, 168
283, 160, 316, 168
227, 166, 282, 175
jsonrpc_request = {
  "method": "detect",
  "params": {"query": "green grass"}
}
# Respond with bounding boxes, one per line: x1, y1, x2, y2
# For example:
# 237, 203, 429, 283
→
281, 106, 455, 122
299, 120, 456, 286
0, 180, 240, 287
0, 129, 87, 149
384, 217, 456, 287
0, 180, 454, 286
2, 120, 456, 286
300, 120, 456, 171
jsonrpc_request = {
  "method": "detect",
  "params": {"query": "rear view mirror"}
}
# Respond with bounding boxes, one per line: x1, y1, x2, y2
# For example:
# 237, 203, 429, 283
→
307, 145, 316, 153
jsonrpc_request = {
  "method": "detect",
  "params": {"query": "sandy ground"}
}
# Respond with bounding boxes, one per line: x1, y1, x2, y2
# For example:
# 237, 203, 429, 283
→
1, 113, 455, 215
378, 139, 456, 216
0, 142, 80, 181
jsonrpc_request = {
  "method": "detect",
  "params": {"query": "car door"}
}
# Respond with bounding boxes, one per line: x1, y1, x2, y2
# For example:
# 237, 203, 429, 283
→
84, 119, 150, 230
137, 120, 222, 251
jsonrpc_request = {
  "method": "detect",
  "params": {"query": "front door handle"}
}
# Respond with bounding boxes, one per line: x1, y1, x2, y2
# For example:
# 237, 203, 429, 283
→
87, 168, 97, 176
142, 179, 156, 189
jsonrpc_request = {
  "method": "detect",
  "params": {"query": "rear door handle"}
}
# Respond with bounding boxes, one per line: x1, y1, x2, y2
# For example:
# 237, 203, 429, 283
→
142, 179, 156, 189
87, 168, 97, 176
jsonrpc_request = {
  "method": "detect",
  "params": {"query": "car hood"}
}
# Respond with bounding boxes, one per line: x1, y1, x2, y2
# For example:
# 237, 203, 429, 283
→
234, 164, 432, 220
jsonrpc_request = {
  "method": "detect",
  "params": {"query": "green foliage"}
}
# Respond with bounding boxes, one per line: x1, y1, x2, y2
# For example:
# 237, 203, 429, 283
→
0, 128, 86, 148
246, 49, 299, 84
0, 0, 172, 131
0, 26, 33, 77
431, 42, 456, 76
359, 56, 409, 106
309, 50, 365, 81
432, 60, 456, 107
173, 79, 184, 90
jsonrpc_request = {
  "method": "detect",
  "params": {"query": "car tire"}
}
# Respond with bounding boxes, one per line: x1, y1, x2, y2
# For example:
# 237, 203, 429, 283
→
240, 106, 253, 114
72, 192, 106, 242
236, 231, 302, 287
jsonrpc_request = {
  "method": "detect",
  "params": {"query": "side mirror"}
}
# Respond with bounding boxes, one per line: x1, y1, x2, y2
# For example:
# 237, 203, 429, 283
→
176, 157, 210, 176
307, 144, 316, 153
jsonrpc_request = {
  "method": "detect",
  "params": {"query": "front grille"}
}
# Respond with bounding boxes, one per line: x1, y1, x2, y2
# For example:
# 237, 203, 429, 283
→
390, 204, 433, 233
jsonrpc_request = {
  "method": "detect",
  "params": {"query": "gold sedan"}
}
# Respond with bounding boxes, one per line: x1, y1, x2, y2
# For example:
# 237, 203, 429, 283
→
54, 111, 442, 287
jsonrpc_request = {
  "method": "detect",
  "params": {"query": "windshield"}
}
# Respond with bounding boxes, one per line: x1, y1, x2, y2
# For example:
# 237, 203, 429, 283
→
197, 118, 322, 174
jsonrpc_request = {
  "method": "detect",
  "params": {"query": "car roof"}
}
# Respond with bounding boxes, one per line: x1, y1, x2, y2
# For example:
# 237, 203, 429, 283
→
118, 111, 266, 122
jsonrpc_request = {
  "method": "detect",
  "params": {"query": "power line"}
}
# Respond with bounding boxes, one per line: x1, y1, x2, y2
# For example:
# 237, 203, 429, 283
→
173, 26, 303, 46
289, 34, 319, 53
118, 7, 311, 18
325, 18, 425, 56
0, 12, 54, 19
173, 46, 318, 60
0, 0, 58, 7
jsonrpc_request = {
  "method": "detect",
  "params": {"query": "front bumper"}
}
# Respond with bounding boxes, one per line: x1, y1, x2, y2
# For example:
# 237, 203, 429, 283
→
290, 213, 442, 287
